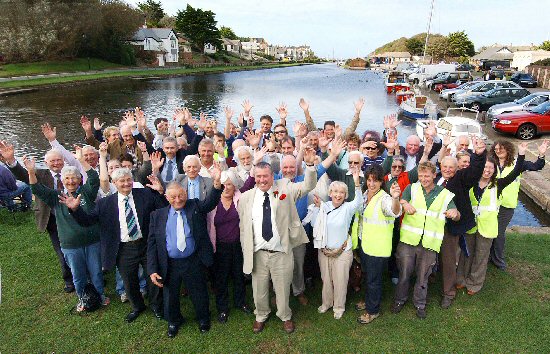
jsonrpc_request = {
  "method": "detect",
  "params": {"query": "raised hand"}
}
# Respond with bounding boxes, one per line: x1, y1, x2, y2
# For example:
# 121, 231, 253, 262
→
442, 131, 452, 147
318, 130, 332, 149
381, 132, 399, 153
146, 174, 164, 194
58, 193, 81, 210
224, 106, 234, 121
136, 141, 147, 153
253, 145, 268, 165
123, 110, 137, 129
242, 99, 253, 116
150, 151, 165, 172
135, 107, 147, 130
299, 98, 309, 112
334, 124, 343, 139
237, 112, 245, 127
41, 123, 57, 142
424, 136, 434, 156
74, 145, 84, 161
424, 121, 437, 138
245, 130, 261, 148
313, 194, 321, 208
93, 117, 104, 131
23, 155, 36, 172
197, 112, 208, 131
390, 182, 401, 198
210, 161, 222, 182
360, 140, 378, 152
174, 108, 187, 125
383, 114, 401, 129
275, 102, 288, 120
0, 140, 16, 164
99, 142, 108, 158
518, 142, 529, 155
304, 146, 317, 165
473, 135, 486, 155
537, 139, 549, 156
330, 137, 346, 157
352, 167, 361, 186
354, 97, 365, 113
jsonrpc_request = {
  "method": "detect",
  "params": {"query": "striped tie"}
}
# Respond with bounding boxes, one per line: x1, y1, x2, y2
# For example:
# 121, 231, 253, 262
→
124, 196, 139, 240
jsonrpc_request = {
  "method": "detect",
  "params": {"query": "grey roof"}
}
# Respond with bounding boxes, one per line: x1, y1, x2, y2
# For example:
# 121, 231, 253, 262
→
133, 28, 175, 42
472, 45, 537, 61
379, 51, 411, 58
222, 38, 241, 46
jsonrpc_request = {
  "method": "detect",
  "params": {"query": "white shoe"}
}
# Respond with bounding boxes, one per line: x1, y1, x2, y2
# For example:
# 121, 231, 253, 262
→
120, 293, 128, 303
334, 312, 343, 320
318, 305, 329, 314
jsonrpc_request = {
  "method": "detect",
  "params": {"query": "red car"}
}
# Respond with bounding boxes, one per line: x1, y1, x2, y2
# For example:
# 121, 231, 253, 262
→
434, 83, 459, 93
492, 101, 550, 140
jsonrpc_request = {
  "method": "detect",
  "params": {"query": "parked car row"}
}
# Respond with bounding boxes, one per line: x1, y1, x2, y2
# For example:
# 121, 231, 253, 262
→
492, 101, 550, 140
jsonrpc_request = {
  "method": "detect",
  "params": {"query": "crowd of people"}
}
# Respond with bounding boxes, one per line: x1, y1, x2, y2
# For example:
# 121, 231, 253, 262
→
0, 98, 547, 338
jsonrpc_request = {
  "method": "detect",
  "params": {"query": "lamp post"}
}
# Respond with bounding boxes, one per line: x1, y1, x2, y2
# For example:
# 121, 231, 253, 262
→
82, 34, 91, 70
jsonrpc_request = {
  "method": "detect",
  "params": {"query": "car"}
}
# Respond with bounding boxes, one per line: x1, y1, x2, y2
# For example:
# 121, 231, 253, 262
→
487, 92, 550, 120
492, 100, 550, 140
489, 68, 506, 80
457, 87, 530, 112
510, 72, 538, 88
453, 80, 520, 102
427, 71, 473, 90
434, 82, 460, 92
439, 81, 480, 100
456, 63, 474, 71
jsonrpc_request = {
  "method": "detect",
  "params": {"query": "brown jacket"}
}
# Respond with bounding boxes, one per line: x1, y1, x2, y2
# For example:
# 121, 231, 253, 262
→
86, 136, 144, 165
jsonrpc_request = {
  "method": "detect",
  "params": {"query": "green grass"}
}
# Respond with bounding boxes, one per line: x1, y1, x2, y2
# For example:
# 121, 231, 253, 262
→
1, 209, 549, 352
0, 63, 305, 90
0, 58, 124, 78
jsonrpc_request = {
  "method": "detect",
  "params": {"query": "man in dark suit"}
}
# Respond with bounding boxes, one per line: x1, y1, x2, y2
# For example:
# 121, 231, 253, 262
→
148, 170, 223, 337
0, 141, 74, 292
63, 167, 167, 323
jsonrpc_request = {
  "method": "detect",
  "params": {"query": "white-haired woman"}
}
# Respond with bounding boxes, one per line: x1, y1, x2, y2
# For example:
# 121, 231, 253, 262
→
206, 169, 255, 323
24, 147, 108, 311
313, 169, 363, 319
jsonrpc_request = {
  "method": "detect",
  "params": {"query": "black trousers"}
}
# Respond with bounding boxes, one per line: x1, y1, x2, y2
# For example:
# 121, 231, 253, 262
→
46, 215, 73, 286
388, 220, 401, 279
303, 224, 320, 280
117, 239, 161, 312
165, 254, 210, 325
214, 241, 246, 313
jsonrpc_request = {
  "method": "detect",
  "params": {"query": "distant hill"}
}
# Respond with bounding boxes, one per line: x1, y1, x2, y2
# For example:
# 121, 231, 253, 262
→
371, 33, 446, 55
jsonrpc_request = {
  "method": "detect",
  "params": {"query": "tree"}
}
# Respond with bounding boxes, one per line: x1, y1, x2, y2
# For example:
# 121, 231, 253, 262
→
137, 0, 165, 28
175, 5, 222, 52
406, 37, 424, 56
158, 15, 176, 29
540, 40, 550, 51
429, 36, 450, 62
220, 26, 238, 40
447, 31, 475, 57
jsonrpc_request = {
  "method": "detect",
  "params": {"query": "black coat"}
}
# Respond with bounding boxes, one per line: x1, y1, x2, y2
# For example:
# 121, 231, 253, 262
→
147, 186, 222, 279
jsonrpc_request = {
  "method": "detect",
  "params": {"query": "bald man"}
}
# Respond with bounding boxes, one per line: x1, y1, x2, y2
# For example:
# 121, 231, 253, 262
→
397, 135, 442, 172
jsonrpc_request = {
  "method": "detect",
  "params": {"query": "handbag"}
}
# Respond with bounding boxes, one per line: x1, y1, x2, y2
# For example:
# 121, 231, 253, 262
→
79, 283, 101, 313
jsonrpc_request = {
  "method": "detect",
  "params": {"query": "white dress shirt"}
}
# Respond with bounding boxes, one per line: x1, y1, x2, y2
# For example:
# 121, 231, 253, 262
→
98, 182, 143, 199
252, 187, 283, 252
118, 192, 142, 242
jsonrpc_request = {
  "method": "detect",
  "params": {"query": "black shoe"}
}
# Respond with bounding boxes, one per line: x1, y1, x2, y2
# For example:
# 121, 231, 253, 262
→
218, 312, 228, 323
416, 307, 427, 319
167, 323, 180, 338
199, 322, 211, 333
152, 308, 164, 320
64, 284, 75, 293
125, 309, 144, 323
390, 302, 404, 314
239, 304, 252, 315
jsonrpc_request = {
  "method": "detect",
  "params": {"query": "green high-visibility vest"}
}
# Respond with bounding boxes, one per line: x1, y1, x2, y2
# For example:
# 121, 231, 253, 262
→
400, 183, 454, 253
467, 186, 500, 239
350, 190, 396, 257
498, 163, 521, 208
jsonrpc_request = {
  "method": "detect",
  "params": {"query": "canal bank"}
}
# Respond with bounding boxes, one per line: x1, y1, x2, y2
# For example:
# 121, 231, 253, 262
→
0, 62, 310, 93
416, 84, 550, 222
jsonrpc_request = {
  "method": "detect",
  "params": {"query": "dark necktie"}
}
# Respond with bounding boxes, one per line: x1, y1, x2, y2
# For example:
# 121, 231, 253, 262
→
165, 160, 174, 182
442, 179, 448, 187
55, 173, 63, 192
124, 196, 139, 240
262, 192, 273, 242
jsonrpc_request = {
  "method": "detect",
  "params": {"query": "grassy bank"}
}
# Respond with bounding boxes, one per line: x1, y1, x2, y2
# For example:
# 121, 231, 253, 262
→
0, 58, 124, 78
0, 63, 305, 90
1, 209, 549, 352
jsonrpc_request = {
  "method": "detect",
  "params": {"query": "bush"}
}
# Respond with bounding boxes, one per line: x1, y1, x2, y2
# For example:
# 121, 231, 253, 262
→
532, 58, 550, 67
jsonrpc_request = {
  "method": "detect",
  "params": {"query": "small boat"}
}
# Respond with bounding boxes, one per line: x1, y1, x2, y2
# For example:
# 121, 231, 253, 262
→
399, 94, 434, 120
385, 71, 410, 94
396, 89, 414, 104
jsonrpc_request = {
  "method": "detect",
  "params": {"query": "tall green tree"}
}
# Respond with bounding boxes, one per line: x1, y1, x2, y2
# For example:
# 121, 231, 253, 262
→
406, 37, 424, 56
137, 0, 165, 28
539, 40, 550, 51
175, 5, 222, 52
220, 26, 238, 40
447, 31, 475, 57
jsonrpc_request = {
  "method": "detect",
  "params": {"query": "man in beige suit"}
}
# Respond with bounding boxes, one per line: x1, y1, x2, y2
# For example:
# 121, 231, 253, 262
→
238, 148, 317, 334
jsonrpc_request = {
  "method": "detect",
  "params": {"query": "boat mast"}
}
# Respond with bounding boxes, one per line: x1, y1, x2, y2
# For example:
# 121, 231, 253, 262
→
422, 0, 436, 64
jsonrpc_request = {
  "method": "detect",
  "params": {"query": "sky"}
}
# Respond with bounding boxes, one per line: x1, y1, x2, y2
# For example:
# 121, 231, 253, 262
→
128, 0, 550, 59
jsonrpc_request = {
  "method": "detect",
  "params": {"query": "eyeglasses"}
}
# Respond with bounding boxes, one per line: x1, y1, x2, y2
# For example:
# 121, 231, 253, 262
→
274, 130, 286, 134
349, 161, 361, 165
391, 165, 404, 170
363, 147, 377, 151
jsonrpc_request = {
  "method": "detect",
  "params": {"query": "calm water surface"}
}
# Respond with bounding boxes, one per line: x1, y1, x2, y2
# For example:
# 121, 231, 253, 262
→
0, 63, 546, 226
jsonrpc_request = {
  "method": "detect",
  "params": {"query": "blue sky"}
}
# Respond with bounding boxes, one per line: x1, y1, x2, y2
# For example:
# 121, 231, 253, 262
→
128, 0, 550, 58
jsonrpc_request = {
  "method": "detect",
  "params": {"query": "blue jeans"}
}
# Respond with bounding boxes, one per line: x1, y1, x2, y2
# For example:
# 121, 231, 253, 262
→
115, 265, 147, 295
1, 181, 32, 207
361, 253, 388, 315
61, 242, 104, 298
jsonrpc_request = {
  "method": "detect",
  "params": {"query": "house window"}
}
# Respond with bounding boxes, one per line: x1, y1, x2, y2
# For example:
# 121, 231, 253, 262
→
171, 39, 176, 49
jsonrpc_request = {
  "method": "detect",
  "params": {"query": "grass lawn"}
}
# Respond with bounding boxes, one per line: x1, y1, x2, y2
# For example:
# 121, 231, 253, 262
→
0, 59, 124, 78
0, 63, 305, 90
1, 209, 549, 352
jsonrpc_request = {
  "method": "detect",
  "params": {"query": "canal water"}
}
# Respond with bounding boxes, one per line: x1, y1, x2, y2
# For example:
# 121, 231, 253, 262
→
0, 63, 547, 226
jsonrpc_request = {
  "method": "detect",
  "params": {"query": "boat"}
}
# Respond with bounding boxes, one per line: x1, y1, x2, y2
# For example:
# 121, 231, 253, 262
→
399, 93, 434, 119
396, 89, 414, 104
415, 108, 486, 151
385, 71, 410, 94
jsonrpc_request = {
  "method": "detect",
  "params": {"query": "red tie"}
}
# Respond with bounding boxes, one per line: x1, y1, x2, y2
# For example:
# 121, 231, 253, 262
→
56, 173, 63, 191
442, 179, 448, 187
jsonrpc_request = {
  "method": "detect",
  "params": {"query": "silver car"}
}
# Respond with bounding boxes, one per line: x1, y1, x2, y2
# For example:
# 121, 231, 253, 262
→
487, 92, 550, 120
453, 80, 520, 103
439, 81, 479, 100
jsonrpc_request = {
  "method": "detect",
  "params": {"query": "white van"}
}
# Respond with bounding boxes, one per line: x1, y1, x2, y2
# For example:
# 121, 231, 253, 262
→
408, 64, 457, 85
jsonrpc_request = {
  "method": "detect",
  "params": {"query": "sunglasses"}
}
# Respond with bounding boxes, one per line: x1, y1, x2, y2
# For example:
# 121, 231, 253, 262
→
274, 130, 287, 134
391, 165, 404, 169
363, 147, 377, 151
349, 161, 361, 165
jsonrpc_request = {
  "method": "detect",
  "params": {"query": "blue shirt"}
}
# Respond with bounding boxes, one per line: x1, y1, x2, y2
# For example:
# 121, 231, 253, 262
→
274, 165, 327, 220
161, 157, 178, 183
166, 207, 195, 258
187, 178, 200, 200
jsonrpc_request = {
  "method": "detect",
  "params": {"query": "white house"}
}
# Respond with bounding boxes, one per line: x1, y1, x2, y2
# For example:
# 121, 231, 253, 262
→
131, 27, 179, 65
222, 38, 241, 54
241, 41, 260, 53
204, 43, 217, 54
512, 50, 550, 71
